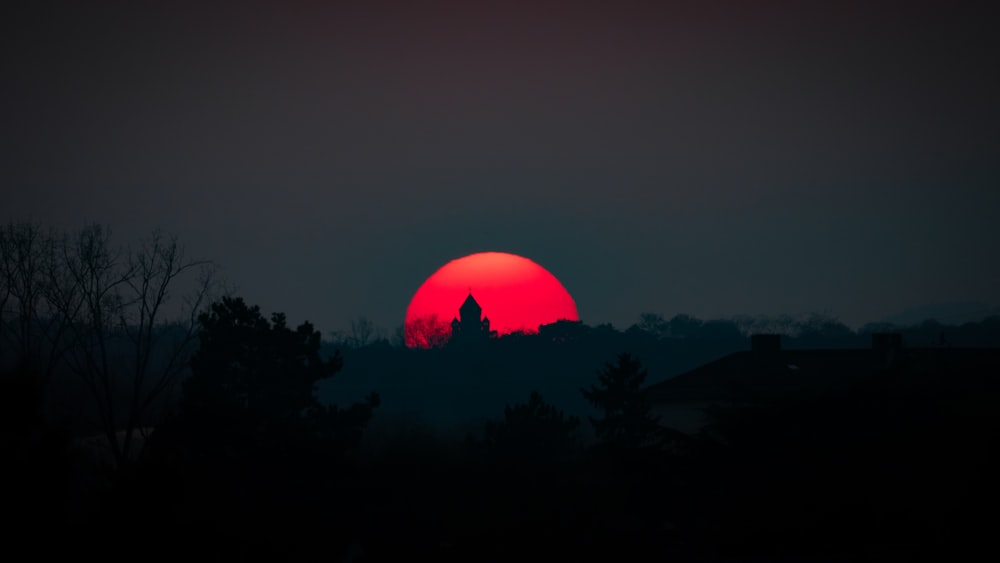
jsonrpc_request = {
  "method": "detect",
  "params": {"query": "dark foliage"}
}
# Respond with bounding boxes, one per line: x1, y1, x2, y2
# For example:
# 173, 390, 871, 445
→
481, 390, 581, 464
178, 296, 379, 451
7, 288, 1000, 560
133, 296, 379, 558
688, 359, 1000, 560
581, 352, 663, 449
1, 364, 76, 550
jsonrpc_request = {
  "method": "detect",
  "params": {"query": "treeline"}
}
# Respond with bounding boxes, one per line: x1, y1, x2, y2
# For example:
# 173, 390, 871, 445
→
322, 311, 1000, 431
350, 310, 1000, 352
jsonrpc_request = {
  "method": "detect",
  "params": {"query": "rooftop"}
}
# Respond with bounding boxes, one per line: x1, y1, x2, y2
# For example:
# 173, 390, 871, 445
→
644, 334, 1000, 404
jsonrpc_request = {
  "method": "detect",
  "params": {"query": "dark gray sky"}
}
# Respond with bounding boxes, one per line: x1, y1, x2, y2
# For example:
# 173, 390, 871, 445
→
3, 0, 998, 333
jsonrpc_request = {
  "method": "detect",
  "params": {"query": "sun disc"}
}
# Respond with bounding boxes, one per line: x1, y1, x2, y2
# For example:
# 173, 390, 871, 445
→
405, 252, 579, 348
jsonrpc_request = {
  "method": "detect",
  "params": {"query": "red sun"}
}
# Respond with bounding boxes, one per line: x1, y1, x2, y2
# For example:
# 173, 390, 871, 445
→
405, 252, 579, 348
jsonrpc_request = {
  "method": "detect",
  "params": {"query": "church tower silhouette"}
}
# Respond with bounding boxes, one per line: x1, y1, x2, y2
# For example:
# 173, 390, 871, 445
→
450, 291, 491, 343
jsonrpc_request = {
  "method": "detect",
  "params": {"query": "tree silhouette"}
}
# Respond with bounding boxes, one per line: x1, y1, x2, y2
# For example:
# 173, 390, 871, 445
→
334, 316, 386, 349
0, 222, 216, 467
0, 221, 80, 388
792, 312, 856, 347
404, 314, 451, 349
637, 312, 669, 339
103, 296, 380, 559
581, 352, 662, 449
483, 391, 581, 464
165, 296, 379, 477
667, 314, 704, 339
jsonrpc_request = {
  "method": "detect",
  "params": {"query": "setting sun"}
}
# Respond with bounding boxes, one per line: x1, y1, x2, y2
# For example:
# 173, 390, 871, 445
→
405, 252, 579, 348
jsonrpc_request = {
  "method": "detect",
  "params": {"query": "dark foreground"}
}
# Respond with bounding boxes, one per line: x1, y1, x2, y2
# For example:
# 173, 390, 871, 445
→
8, 355, 998, 563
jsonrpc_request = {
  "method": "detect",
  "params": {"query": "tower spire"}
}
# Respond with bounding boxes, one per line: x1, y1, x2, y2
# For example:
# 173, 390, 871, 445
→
452, 289, 489, 345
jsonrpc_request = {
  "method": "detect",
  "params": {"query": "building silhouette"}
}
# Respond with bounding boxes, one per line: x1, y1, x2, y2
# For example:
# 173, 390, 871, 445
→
450, 292, 493, 344
643, 331, 1000, 433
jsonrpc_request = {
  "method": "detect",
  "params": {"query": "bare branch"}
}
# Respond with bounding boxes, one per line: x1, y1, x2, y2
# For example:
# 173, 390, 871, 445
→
3, 221, 221, 468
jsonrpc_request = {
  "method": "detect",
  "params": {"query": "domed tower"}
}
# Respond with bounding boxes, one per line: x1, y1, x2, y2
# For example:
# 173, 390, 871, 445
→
450, 292, 491, 343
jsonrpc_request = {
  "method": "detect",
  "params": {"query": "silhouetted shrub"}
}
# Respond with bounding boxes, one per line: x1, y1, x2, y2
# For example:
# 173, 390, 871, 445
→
482, 391, 581, 465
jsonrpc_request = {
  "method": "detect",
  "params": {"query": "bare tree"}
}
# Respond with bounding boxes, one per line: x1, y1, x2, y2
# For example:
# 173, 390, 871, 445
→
115, 229, 215, 461
54, 225, 129, 463
326, 328, 349, 348
390, 323, 405, 348
0, 222, 80, 389
348, 316, 384, 348
637, 312, 668, 339
0, 221, 50, 369
53, 225, 217, 466
404, 314, 451, 349
2, 222, 219, 466
1, 224, 20, 361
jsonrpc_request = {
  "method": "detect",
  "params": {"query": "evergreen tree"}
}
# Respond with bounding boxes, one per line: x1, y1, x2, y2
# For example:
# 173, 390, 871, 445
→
142, 296, 379, 556
178, 296, 379, 458
581, 352, 662, 449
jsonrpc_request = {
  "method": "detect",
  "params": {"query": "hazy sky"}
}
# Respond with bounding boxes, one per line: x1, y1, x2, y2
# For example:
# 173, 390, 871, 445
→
3, 0, 998, 333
